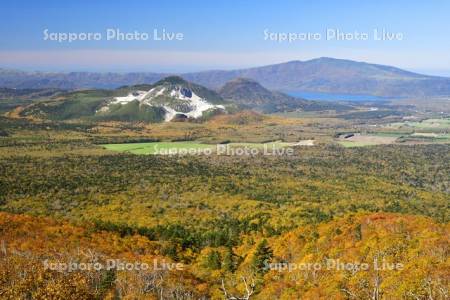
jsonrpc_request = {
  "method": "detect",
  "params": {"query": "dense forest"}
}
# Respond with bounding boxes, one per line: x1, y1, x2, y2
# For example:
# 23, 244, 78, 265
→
0, 211, 448, 299
0, 114, 449, 299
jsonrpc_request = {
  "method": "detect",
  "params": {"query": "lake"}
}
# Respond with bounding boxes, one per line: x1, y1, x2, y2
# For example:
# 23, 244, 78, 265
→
286, 91, 388, 102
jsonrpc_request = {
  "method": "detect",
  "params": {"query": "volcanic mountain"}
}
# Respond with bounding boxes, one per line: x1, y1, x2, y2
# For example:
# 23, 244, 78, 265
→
98, 76, 226, 121
185, 57, 450, 97
218, 77, 349, 112
18, 76, 227, 122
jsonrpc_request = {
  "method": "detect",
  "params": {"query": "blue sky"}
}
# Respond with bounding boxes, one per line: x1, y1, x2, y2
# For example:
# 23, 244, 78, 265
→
0, 0, 449, 75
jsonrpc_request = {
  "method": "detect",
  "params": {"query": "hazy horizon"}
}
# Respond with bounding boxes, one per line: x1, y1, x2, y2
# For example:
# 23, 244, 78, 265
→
1, 1, 450, 76
2, 56, 450, 79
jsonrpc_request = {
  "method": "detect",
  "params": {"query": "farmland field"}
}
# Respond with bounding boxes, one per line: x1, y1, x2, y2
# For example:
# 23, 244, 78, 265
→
337, 117, 450, 147
337, 135, 398, 147
103, 141, 214, 155
103, 140, 299, 155
389, 117, 450, 130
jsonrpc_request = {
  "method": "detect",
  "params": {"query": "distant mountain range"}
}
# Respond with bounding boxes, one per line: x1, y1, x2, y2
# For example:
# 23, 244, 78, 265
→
185, 58, 450, 97
0, 69, 163, 90
2, 57, 450, 97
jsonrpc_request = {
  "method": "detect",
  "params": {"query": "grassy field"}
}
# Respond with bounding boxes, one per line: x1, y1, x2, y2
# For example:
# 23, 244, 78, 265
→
103, 141, 214, 154
390, 117, 450, 130
338, 133, 450, 147
371, 132, 408, 137
337, 135, 398, 147
103, 140, 297, 155
337, 117, 450, 147
338, 140, 379, 147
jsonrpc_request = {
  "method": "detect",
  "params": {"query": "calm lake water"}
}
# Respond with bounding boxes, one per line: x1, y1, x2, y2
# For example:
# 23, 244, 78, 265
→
286, 91, 388, 102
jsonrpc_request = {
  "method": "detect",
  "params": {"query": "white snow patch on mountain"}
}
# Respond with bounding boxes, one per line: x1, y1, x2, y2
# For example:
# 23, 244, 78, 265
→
97, 86, 224, 121
163, 106, 178, 122
113, 90, 149, 104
